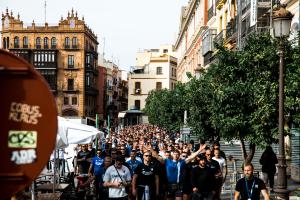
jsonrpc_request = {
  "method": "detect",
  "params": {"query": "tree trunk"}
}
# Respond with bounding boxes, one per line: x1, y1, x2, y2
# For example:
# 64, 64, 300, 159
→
240, 139, 256, 165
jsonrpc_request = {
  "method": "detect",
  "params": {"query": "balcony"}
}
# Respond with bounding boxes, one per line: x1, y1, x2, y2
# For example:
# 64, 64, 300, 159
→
208, 6, 214, 21
35, 45, 41, 49
214, 30, 225, 47
64, 65, 79, 70
225, 18, 238, 44
51, 45, 56, 49
85, 65, 99, 76
85, 85, 98, 96
202, 29, 217, 56
23, 45, 28, 48
62, 83, 80, 93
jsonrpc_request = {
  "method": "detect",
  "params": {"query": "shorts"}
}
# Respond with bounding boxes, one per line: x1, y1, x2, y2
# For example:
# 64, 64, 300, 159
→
167, 184, 183, 198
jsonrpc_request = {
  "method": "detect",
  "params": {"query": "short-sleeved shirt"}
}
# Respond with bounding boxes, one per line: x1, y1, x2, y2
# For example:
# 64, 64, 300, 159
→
77, 150, 92, 174
134, 162, 158, 188
103, 165, 132, 198
165, 158, 186, 184
126, 159, 142, 176
91, 156, 104, 176
235, 177, 266, 200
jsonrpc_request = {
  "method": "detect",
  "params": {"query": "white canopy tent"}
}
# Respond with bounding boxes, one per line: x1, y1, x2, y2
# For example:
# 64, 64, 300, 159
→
56, 116, 103, 148
44, 117, 104, 194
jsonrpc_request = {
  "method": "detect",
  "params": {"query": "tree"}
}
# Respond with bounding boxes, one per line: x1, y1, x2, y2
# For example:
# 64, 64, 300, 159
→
144, 83, 187, 132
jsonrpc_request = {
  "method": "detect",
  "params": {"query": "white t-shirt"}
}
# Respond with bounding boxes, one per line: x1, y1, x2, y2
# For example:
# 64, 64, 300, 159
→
103, 165, 132, 198
212, 156, 226, 173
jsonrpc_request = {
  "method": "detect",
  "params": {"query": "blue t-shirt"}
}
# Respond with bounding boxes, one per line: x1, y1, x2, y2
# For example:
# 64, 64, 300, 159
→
91, 156, 104, 176
126, 159, 142, 176
165, 158, 186, 184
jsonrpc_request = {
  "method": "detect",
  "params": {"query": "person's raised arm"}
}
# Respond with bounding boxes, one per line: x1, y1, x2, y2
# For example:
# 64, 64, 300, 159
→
185, 145, 204, 163
150, 148, 164, 163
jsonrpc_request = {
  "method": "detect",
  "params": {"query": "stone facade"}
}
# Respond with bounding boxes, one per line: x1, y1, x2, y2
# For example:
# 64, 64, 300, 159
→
1, 8, 99, 119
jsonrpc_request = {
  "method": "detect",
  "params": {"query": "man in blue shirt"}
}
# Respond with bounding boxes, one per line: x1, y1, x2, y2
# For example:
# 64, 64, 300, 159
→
152, 146, 204, 200
88, 150, 105, 199
126, 150, 142, 176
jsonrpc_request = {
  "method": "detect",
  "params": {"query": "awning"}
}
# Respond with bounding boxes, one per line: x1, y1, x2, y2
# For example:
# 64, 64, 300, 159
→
118, 112, 126, 118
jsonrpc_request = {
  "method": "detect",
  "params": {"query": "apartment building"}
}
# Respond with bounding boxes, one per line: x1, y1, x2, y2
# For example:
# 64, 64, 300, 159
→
174, 0, 207, 83
176, 0, 299, 71
128, 45, 177, 110
1, 8, 99, 118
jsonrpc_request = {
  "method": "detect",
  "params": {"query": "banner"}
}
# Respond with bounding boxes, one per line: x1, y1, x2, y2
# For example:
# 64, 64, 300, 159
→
250, 0, 257, 27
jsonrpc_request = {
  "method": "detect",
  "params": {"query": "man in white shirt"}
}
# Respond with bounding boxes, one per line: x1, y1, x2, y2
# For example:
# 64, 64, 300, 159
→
103, 155, 132, 199
212, 148, 227, 199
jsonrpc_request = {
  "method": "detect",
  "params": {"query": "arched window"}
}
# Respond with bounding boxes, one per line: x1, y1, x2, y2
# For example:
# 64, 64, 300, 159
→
3, 38, 6, 49
44, 37, 49, 49
36, 37, 41, 49
51, 37, 56, 49
23, 37, 28, 48
65, 37, 70, 48
14, 36, 19, 48
72, 37, 78, 48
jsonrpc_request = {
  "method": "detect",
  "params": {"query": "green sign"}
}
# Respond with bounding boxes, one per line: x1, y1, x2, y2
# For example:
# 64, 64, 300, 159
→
8, 131, 37, 148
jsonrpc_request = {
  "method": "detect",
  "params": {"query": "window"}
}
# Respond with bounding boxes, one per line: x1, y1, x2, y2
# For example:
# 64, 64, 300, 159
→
44, 37, 49, 49
135, 82, 141, 94
156, 67, 162, 75
134, 100, 141, 110
64, 97, 69, 105
72, 37, 78, 48
23, 37, 28, 48
3, 38, 6, 49
156, 82, 162, 90
163, 49, 168, 53
68, 55, 74, 68
14, 36, 19, 48
68, 79, 74, 90
86, 74, 90, 86
65, 37, 70, 48
51, 37, 56, 49
36, 37, 41, 49
72, 97, 77, 105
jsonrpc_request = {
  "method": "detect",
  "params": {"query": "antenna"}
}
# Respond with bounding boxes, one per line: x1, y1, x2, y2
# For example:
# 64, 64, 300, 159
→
44, 0, 47, 23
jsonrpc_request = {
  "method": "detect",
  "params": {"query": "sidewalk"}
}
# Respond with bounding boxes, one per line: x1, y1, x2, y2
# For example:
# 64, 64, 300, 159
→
221, 177, 300, 199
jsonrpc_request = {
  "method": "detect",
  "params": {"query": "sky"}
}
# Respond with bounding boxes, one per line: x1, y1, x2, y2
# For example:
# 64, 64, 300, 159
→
0, 0, 189, 70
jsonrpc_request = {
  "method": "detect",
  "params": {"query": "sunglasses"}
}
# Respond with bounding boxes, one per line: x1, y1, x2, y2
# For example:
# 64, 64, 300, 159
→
144, 155, 151, 157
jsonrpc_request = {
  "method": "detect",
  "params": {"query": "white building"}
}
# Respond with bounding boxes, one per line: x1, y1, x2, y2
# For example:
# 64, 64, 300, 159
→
128, 45, 177, 110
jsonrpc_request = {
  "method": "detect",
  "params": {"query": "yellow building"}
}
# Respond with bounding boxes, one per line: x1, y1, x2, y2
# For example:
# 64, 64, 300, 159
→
1, 8, 99, 118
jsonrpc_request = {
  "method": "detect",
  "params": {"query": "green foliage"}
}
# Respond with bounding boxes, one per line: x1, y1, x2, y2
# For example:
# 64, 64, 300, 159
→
144, 83, 188, 132
144, 33, 300, 148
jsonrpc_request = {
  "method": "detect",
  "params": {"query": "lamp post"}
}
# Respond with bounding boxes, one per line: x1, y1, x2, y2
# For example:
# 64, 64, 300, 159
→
272, 4, 293, 199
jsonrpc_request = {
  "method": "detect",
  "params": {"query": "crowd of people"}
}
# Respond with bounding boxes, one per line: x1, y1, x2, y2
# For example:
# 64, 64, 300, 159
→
66, 124, 271, 200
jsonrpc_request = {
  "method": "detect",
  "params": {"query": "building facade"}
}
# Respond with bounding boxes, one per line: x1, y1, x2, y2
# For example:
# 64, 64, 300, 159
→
174, 0, 207, 83
1, 9, 99, 119
175, 0, 299, 73
128, 45, 177, 110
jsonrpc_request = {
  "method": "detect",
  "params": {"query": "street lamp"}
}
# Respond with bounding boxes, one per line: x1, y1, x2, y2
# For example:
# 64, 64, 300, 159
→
272, 4, 294, 199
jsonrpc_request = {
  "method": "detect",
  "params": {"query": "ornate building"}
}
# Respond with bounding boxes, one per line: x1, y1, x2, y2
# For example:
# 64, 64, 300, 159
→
1, 8, 99, 118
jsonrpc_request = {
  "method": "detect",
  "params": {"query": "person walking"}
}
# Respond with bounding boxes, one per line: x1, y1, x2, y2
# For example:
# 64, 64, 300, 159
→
191, 154, 214, 200
234, 163, 270, 200
132, 150, 159, 200
88, 150, 105, 200
103, 155, 132, 200
259, 145, 278, 192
